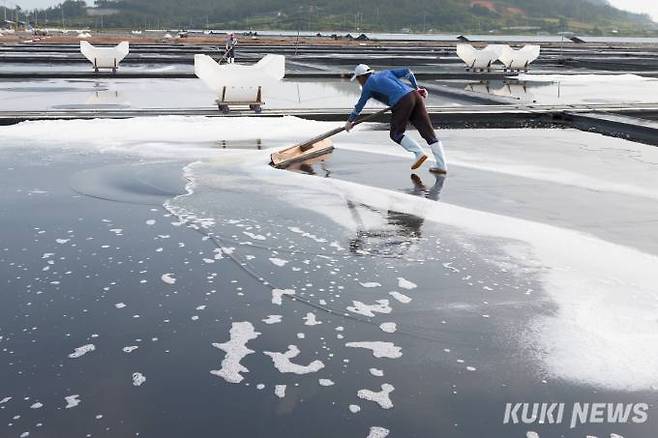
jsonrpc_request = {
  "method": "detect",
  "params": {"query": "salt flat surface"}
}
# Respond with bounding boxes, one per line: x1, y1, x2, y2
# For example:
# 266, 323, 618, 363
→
2, 116, 658, 437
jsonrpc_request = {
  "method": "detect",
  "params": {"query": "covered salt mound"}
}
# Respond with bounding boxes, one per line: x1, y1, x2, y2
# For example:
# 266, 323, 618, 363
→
80, 41, 129, 73
456, 44, 505, 71
194, 54, 285, 110
499, 45, 541, 71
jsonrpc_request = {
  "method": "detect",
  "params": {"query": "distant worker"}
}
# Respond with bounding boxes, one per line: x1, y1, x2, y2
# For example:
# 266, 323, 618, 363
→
225, 33, 238, 64
345, 64, 447, 174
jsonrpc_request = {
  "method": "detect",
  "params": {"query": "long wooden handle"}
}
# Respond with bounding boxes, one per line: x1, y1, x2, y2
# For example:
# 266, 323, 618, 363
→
297, 106, 392, 152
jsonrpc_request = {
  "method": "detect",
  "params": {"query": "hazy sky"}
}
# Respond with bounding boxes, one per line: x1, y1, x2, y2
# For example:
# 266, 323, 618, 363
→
6, 0, 658, 21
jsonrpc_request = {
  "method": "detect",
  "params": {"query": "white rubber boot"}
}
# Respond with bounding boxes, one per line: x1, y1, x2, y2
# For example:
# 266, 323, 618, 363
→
400, 135, 428, 170
429, 140, 448, 174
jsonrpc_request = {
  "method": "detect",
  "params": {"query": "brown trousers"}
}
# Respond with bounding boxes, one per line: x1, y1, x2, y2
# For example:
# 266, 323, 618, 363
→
389, 91, 437, 145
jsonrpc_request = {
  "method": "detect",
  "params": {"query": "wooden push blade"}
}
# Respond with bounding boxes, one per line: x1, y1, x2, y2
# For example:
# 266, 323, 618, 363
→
270, 138, 335, 169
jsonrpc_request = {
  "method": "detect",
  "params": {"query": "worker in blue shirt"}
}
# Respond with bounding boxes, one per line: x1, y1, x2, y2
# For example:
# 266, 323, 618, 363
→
345, 64, 447, 174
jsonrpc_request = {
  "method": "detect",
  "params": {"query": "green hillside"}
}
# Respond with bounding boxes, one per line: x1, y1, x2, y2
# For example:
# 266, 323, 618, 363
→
11, 0, 658, 35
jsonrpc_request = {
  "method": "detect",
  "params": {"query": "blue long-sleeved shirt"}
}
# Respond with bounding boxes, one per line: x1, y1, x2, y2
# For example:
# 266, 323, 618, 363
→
348, 68, 419, 121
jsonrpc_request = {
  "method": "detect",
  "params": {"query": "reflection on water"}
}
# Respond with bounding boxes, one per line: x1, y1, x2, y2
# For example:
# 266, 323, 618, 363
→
292, 155, 447, 256
465, 80, 540, 103
463, 76, 658, 105
348, 174, 446, 256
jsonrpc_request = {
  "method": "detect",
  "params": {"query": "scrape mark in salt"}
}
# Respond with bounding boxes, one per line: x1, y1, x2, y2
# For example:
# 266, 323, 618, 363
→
123, 346, 139, 353
318, 379, 335, 387
264, 345, 325, 375
367, 426, 391, 438
349, 404, 361, 413
269, 258, 288, 267
303, 312, 322, 326
389, 291, 412, 304
346, 342, 402, 359
379, 322, 397, 334
64, 395, 81, 409
274, 385, 286, 398
132, 372, 146, 387
347, 300, 392, 317
369, 368, 384, 377
360, 282, 381, 288
210, 322, 261, 383
161, 273, 176, 285
358, 384, 395, 409
262, 315, 282, 325
397, 277, 417, 290
68, 344, 95, 359
272, 288, 295, 305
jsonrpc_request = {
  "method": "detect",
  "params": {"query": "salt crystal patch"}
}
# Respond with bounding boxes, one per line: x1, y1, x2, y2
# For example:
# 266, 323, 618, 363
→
114, 302, 126, 309
303, 312, 322, 326
346, 342, 402, 359
349, 404, 361, 413
161, 273, 176, 285
287, 227, 327, 243
264, 345, 325, 375
389, 291, 412, 304
271, 288, 295, 305
397, 277, 417, 290
379, 322, 397, 334
20, 432, 29, 438
145, 220, 156, 226
210, 322, 261, 384
526, 433, 539, 438
262, 315, 282, 325
122, 346, 139, 353
369, 368, 384, 377
274, 385, 286, 398
360, 282, 381, 288
467, 366, 477, 372
367, 426, 391, 438
64, 395, 81, 409
30, 402, 43, 409
0, 397, 11, 404
132, 372, 146, 387
347, 300, 392, 317
56, 239, 69, 244
357, 384, 395, 409
269, 258, 288, 267
318, 379, 335, 387
68, 344, 95, 359
243, 231, 266, 241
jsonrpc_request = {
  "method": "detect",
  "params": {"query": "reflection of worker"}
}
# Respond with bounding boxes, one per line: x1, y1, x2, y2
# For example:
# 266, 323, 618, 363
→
347, 174, 445, 256
345, 64, 447, 174
225, 33, 237, 64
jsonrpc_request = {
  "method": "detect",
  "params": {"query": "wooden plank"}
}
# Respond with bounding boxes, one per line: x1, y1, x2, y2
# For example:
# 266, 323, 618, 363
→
271, 138, 335, 169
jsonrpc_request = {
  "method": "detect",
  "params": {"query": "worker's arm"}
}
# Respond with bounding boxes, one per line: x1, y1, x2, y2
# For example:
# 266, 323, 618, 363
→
347, 85, 372, 123
391, 68, 419, 89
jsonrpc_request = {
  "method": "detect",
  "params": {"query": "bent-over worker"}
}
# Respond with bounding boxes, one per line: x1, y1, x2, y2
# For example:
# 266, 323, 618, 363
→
345, 64, 447, 174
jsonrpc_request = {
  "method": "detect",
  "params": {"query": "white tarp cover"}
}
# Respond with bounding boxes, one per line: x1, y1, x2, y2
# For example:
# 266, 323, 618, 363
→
80, 41, 130, 69
456, 44, 505, 69
194, 54, 285, 102
499, 45, 541, 70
